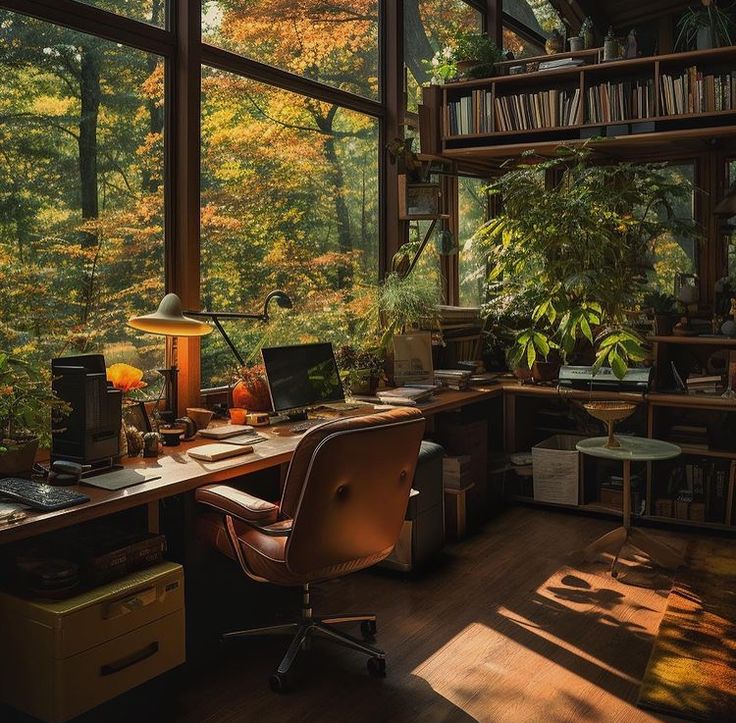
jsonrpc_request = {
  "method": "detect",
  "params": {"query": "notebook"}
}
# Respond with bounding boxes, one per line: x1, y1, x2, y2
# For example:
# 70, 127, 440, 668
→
81, 469, 162, 491
188, 443, 254, 462
198, 424, 255, 439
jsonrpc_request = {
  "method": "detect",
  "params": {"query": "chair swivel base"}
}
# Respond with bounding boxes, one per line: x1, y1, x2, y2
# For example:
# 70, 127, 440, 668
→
223, 608, 386, 692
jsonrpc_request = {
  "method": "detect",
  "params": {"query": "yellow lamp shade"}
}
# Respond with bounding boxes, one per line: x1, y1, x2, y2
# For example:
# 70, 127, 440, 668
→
128, 293, 213, 337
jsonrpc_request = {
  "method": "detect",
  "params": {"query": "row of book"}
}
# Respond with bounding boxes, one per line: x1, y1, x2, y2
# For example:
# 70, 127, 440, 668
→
445, 89, 492, 136
661, 67, 736, 116
586, 79, 655, 124
655, 459, 729, 523
494, 88, 581, 132
445, 88, 581, 135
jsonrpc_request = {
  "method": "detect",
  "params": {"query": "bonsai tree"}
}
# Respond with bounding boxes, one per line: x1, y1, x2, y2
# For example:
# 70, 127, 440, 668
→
469, 146, 694, 378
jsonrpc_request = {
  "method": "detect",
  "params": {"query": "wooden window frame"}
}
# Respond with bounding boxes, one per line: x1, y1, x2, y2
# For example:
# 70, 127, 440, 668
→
2, 0, 395, 409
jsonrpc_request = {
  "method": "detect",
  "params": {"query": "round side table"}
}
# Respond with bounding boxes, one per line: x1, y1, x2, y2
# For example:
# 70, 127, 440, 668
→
576, 436, 683, 577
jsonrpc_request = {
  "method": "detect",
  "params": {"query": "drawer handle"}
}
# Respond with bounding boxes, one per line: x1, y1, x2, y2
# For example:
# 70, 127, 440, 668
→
100, 642, 159, 676
104, 586, 157, 619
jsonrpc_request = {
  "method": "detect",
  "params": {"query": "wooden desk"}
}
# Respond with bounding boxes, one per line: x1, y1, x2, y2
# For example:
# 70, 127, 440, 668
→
0, 388, 501, 545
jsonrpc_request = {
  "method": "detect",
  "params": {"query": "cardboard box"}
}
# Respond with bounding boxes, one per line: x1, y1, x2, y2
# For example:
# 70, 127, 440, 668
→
654, 499, 674, 517
442, 455, 473, 490
532, 435, 583, 506
600, 487, 623, 510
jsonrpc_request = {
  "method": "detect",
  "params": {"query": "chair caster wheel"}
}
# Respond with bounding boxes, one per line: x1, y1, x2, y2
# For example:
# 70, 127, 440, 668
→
367, 656, 386, 678
361, 620, 377, 641
269, 672, 290, 693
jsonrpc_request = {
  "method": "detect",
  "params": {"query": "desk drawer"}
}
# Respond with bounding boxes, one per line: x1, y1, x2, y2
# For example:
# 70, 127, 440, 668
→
56, 609, 185, 723
57, 565, 184, 657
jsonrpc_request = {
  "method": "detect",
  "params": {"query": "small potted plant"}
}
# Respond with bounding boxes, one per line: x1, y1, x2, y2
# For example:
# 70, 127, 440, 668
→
0, 352, 70, 476
677, 0, 735, 50
336, 345, 385, 397
424, 31, 503, 83
643, 291, 678, 336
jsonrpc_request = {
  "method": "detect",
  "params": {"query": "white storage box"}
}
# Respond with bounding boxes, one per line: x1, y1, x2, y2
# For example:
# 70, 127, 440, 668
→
531, 435, 583, 505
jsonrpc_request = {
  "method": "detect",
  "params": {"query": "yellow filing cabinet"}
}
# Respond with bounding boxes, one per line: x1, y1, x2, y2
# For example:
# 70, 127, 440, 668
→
0, 561, 185, 723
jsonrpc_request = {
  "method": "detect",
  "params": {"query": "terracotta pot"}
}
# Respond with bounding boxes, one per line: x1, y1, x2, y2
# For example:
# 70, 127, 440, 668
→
232, 376, 272, 412
512, 355, 562, 384
0, 437, 39, 478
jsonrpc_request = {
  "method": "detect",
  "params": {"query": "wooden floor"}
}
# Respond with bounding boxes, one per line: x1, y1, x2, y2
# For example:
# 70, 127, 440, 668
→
10, 507, 726, 723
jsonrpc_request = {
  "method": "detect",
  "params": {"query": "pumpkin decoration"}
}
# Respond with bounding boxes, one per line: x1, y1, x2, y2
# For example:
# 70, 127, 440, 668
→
232, 364, 272, 412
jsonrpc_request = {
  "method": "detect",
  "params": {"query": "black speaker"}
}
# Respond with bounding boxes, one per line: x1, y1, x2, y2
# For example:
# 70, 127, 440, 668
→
51, 354, 122, 466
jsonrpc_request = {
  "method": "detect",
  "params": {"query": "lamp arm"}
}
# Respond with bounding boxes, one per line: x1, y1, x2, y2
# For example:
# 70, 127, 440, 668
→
185, 310, 265, 321
210, 315, 246, 368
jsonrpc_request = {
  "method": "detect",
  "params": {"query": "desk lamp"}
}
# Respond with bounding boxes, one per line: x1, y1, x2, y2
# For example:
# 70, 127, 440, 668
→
128, 290, 292, 414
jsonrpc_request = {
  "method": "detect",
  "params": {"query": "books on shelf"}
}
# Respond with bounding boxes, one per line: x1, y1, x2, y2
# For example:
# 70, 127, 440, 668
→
586, 79, 655, 123
434, 369, 472, 390
494, 88, 580, 132
686, 373, 724, 395
660, 66, 736, 117
446, 89, 493, 136
538, 58, 585, 72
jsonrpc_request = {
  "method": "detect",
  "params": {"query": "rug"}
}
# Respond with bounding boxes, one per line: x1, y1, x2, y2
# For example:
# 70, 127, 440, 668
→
638, 539, 736, 721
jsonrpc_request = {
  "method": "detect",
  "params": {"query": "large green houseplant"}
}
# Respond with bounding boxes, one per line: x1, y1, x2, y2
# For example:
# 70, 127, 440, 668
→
470, 146, 693, 379
0, 352, 70, 475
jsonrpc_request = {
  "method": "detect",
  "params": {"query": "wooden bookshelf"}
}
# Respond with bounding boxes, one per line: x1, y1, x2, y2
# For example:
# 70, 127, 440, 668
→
435, 45, 736, 159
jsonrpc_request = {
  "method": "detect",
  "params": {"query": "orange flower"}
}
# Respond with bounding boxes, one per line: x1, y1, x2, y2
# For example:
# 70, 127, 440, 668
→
106, 363, 147, 393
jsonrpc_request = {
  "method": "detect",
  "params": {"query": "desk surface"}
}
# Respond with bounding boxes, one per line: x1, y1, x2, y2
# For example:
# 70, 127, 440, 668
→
0, 388, 501, 544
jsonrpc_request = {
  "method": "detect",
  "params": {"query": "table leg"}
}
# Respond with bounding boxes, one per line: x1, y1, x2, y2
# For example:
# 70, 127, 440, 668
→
622, 459, 631, 533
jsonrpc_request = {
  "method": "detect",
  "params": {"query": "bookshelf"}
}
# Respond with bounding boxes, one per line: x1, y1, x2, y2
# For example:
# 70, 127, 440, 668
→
431, 46, 736, 159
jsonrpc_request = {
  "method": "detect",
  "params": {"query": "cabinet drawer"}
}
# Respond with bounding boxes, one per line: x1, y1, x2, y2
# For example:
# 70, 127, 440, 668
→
55, 609, 185, 723
57, 566, 184, 657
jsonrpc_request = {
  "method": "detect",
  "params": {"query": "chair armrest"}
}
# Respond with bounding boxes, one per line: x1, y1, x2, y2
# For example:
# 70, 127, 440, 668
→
196, 484, 279, 525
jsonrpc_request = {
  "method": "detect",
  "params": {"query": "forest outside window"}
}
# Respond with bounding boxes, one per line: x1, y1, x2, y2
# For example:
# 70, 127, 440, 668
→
0, 10, 166, 380
404, 0, 483, 114
199, 68, 379, 388
74, 0, 167, 27
458, 176, 489, 308
201, 1, 379, 100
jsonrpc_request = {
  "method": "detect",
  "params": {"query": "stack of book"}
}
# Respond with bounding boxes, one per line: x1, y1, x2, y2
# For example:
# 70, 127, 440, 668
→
494, 88, 580, 132
656, 459, 728, 523
374, 387, 435, 407
434, 369, 472, 390
660, 66, 736, 116
446, 89, 493, 135
668, 423, 709, 449
686, 373, 722, 395
586, 79, 655, 123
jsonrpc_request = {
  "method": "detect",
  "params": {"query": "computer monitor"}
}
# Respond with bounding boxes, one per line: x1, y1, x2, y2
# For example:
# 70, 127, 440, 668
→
261, 342, 344, 413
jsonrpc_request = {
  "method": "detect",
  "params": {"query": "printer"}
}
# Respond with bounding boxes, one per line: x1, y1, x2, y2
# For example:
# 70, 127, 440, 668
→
558, 365, 652, 393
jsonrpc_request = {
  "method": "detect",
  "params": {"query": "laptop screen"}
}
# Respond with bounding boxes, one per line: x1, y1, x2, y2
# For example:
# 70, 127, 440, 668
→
261, 342, 344, 412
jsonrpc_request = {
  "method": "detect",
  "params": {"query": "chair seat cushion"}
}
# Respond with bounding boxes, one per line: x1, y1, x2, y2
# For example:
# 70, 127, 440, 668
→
196, 511, 392, 586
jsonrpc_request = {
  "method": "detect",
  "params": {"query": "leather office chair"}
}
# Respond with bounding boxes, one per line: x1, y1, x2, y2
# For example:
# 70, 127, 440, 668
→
195, 407, 426, 692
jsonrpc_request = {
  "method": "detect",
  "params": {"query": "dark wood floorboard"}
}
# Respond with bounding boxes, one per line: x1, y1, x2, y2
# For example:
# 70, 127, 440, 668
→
6, 507, 725, 722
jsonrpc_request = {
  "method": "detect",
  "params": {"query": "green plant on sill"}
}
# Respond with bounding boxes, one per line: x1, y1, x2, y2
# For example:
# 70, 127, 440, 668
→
378, 270, 441, 350
423, 31, 503, 84
643, 290, 679, 315
0, 352, 70, 453
676, 0, 735, 50
469, 145, 695, 378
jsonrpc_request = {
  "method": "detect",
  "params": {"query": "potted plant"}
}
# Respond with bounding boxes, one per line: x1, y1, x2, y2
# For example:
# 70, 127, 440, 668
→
677, 0, 735, 50
336, 345, 385, 397
0, 352, 70, 476
378, 271, 441, 349
643, 291, 679, 336
424, 31, 503, 83
469, 146, 694, 380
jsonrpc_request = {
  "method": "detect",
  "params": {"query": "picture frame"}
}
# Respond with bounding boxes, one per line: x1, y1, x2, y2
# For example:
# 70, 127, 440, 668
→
122, 400, 152, 433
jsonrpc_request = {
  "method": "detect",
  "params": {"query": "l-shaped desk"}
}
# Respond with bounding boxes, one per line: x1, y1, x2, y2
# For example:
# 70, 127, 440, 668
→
0, 387, 502, 545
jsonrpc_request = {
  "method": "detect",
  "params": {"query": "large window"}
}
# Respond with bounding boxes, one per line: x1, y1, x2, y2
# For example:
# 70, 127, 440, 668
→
404, 0, 483, 113
458, 176, 489, 308
76, 0, 167, 26
202, 1, 379, 100
0, 9, 166, 376
199, 68, 379, 387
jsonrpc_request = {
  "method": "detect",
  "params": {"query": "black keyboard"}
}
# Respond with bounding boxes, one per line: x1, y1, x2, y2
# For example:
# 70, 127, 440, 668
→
0, 477, 90, 511
289, 419, 326, 434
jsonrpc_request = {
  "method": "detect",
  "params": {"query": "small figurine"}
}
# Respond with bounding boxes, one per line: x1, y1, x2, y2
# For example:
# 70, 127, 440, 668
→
143, 431, 162, 458
625, 29, 639, 59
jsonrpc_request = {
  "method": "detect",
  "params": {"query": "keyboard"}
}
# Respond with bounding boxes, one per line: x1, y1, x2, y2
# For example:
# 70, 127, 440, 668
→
0, 477, 90, 512
289, 419, 326, 434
